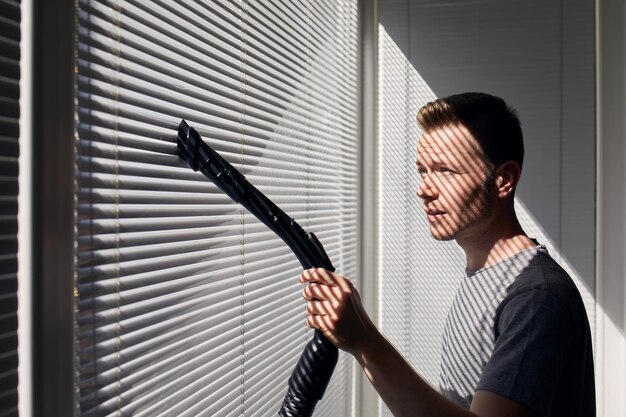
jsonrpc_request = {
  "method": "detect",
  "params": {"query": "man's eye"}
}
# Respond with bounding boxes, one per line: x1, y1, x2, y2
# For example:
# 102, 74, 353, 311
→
417, 168, 427, 176
439, 167, 456, 174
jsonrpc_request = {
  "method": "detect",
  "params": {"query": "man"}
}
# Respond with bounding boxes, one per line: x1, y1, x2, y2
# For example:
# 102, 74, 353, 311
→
300, 93, 595, 416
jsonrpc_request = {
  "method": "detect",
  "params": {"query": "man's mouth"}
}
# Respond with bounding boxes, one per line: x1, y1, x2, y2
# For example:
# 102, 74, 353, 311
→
425, 208, 447, 222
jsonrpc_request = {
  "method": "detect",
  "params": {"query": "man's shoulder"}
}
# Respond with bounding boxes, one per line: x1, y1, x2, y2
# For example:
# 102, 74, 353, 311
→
497, 248, 590, 330
481, 248, 595, 416
505, 249, 578, 298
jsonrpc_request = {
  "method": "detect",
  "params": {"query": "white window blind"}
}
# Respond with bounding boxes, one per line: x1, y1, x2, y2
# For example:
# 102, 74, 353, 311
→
377, 25, 464, 417
0, 0, 20, 415
74, 0, 359, 416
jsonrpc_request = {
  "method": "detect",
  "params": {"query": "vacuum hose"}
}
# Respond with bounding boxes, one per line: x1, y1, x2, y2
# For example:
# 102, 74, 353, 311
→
176, 120, 338, 416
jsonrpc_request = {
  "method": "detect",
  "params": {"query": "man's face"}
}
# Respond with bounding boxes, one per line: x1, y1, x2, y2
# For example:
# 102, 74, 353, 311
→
416, 124, 495, 241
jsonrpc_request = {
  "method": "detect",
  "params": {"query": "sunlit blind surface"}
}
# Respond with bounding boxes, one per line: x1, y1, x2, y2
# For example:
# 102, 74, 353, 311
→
377, 25, 465, 417
74, 0, 359, 416
0, 0, 20, 415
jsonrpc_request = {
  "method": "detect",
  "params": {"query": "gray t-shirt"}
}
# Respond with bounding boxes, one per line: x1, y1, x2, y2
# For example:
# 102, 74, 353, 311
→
439, 245, 595, 416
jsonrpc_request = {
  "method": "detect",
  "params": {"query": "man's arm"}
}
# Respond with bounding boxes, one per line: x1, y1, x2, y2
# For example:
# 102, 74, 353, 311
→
353, 320, 474, 417
300, 268, 537, 417
472, 391, 539, 417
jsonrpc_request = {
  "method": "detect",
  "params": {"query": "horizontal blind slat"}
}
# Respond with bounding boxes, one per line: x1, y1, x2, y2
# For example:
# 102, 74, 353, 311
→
76, 95, 357, 156
76, 9, 358, 122
76, 77, 357, 149
125, 0, 359, 100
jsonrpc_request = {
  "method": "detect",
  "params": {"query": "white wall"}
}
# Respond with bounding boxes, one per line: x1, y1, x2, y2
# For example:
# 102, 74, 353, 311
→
596, 0, 626, 414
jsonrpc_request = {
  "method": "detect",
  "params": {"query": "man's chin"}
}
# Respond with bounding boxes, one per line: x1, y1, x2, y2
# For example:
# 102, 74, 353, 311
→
430, 230, 457, 241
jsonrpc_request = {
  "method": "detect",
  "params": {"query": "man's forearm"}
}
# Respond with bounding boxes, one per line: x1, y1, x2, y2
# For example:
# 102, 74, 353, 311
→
355, 324, 475, 417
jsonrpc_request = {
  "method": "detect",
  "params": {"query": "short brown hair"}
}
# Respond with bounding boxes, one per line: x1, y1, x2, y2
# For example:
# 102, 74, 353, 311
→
417, 92, 524, 168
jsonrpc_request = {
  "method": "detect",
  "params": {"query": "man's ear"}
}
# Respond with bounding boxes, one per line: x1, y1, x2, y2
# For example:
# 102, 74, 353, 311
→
494, 161, 521, 199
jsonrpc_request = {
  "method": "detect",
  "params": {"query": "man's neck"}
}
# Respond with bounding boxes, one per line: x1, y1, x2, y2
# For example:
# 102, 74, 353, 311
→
457, 212, 536, 270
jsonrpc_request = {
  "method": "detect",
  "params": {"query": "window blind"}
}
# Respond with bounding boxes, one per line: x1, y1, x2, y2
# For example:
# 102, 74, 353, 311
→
0, 0, 20, 415
377, 25, 464, 417
74, 0, 359, 416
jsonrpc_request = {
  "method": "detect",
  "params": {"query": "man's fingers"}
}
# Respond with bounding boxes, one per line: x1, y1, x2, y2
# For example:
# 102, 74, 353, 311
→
306, 300, 335, 317
305, 312, 335, 332
306, 313, 324, 329
302, 283, 330, 301
300, 268, 355, 294
300, 268, 338, 286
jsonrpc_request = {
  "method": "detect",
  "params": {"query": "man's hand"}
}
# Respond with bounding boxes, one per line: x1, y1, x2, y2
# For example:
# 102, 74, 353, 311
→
300, 268, 375, 355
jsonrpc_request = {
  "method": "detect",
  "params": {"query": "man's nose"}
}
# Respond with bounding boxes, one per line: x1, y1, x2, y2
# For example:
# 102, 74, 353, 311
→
416, 174, 439, 200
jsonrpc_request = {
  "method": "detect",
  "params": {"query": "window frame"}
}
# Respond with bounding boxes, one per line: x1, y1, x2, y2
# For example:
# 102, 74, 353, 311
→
30, 0, 76, 415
